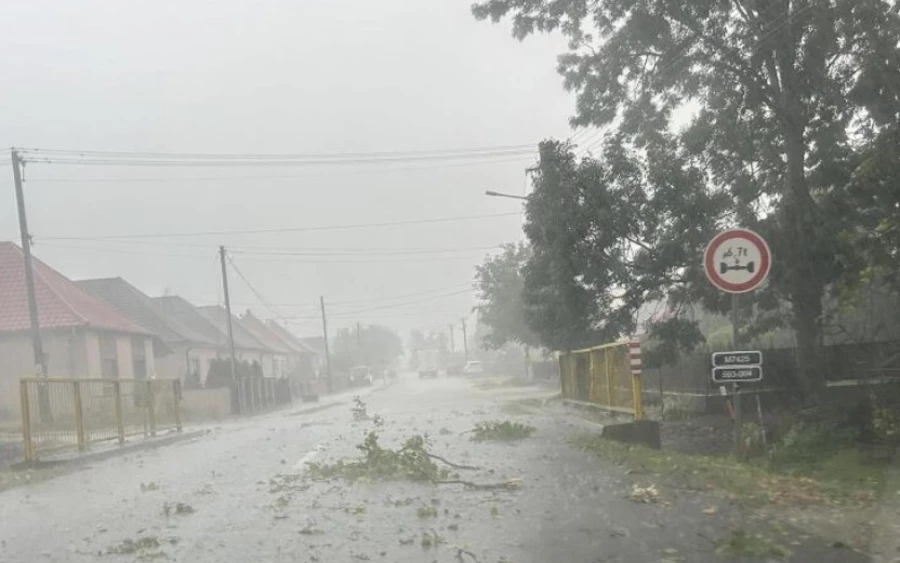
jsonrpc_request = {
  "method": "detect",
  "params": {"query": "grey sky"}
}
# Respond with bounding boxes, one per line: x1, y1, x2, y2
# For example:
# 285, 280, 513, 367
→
0, 0, 574, 339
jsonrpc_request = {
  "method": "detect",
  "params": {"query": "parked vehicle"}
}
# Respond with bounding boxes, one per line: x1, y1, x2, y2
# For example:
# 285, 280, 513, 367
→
349, 365, 374, 386
463, 360, 484, 375
418, 349, 440, 378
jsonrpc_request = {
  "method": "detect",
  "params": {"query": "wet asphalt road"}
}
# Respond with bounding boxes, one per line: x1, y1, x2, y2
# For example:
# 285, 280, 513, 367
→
0, 374, 867, 563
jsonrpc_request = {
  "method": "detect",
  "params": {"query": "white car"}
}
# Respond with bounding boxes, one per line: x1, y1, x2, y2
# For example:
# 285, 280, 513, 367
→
463, 361, 484, 375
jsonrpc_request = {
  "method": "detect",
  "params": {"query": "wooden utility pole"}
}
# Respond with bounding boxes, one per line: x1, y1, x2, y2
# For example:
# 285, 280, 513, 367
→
460, 318, 468, 362
219, 246, 238, 384
11, 150, 47, 380
320, 296, 333, 392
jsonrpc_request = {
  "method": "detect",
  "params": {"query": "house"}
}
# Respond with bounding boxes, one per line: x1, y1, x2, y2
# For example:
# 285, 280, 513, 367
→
78, 278, 221, 388
194, 305, 274, 374
0, 242, 154, 421
266, 320, 318, 380
299, 336, 327, 375
237, 311, 293, 378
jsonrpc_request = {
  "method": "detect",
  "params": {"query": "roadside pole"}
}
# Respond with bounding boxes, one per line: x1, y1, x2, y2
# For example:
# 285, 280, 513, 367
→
11, 149, 50, 423
460, 318, 468, 363
320, 296, 333, 392
731, 293, 742, 452
448, 324, 455, 353
219, 247, 238, 388
704, 229, 771, 457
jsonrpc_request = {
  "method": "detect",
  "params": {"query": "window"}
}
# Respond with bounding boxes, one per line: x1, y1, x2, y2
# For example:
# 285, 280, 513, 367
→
132, 336, 147, 379
99, 334, 118, 379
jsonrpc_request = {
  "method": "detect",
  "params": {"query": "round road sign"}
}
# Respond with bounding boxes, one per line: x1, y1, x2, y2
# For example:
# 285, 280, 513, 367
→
704, 229, 771, 293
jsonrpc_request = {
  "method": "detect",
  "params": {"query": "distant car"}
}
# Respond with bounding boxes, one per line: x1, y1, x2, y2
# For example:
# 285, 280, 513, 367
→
446, 364, 464, 376
463, 361, 484, 375
349, 366, 374, 386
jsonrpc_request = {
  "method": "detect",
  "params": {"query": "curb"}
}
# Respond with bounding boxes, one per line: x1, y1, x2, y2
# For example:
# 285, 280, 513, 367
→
12, 430, 206, 471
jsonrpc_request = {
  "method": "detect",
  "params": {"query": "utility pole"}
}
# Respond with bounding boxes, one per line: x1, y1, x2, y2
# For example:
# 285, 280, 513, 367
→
219, 246, 238, 385
320, 296, 333, 392
12, 149, 50, 422
448, 324, 455, 353
12, 150, 47, 380
460, 318, 468, 363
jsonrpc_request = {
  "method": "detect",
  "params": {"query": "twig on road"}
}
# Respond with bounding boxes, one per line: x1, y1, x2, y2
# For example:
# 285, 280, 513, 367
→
455, 547, 481, 562
426, 453, 479, 470
435, 478, 523, 491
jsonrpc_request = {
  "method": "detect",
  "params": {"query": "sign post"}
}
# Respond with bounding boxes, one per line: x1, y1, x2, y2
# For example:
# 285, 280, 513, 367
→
704, 229, 771, 455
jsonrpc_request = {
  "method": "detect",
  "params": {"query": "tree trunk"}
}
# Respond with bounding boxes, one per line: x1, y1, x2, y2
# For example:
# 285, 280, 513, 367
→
776, 13, 826, 398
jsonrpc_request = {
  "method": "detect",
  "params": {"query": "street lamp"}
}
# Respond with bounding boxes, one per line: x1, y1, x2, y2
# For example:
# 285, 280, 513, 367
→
484, 190, 527, 201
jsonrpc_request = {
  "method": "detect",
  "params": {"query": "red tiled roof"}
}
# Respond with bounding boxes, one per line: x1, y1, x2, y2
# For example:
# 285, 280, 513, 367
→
0, 242, 148, 334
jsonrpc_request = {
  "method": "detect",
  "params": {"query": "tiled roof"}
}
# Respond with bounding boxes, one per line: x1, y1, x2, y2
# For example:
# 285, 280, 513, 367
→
239, 311, 293, 355
300, 336, 326, 356
195, 305, 268, 352
266, 320, 317, 355
153, 296, 229, 348
0, 242, 148, 335
78, 278, 219, 348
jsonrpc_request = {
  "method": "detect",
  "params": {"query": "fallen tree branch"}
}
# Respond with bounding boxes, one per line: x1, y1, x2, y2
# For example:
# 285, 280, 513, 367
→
434, 478, 523, 491
455, 547, 481, 562
426, 453, 479, 470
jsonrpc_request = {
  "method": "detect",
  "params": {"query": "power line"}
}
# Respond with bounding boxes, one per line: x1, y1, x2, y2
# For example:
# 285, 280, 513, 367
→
38, 212, 522, 241
185, 281, 474, 310
17, 144, 537, 160
226, 255, 283, 320
15, 145, 538, 168
25, 155, 535, 183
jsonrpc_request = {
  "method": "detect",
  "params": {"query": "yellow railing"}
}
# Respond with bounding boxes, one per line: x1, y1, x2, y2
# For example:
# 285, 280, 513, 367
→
19, 378, 182, 463
559, 341, 643, 419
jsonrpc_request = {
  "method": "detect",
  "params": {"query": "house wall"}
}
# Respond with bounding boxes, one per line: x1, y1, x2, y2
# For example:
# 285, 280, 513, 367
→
0, 329, 151, 424
154, 344, 219, 386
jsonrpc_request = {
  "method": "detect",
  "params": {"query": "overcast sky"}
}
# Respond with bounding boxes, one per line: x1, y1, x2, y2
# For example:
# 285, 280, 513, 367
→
0, 0, 576, 341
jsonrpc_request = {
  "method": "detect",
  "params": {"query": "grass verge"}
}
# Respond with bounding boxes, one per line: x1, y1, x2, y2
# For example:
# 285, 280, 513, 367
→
571, 434, 883, 508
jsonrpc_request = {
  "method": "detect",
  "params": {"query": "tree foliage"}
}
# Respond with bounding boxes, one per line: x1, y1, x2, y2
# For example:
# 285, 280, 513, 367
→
332, 324, 403, 372
474, 242, 540, 349
474, 0, 900, 391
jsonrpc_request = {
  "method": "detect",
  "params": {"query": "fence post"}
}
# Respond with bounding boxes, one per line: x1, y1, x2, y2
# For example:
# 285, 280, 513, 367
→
173, 380, 183, 432
146, 380, 157, 437
114, 380, 125, 445
604, 349, 613, 408
588, 351, 596, 403
72, 381, 86, 452
632, 374, 644, 420
20, 380, 33, 463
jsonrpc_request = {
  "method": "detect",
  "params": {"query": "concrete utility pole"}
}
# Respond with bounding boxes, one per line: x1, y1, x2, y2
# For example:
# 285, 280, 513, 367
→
219, 246, 238, 384
11, 150, 47, 381
320, 296, 333, 392
461, 318, 468, 363
448, 324, 455, 353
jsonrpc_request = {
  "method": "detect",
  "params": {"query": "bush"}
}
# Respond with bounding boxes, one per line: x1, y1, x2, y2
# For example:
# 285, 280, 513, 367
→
662, 395, 700, 420
768, 416, 856, 468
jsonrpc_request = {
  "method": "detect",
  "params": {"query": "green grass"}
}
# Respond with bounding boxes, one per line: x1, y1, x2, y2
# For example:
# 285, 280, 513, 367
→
716, 530, 789, 559
571, 434, 883, 508
471, 420, 536, 442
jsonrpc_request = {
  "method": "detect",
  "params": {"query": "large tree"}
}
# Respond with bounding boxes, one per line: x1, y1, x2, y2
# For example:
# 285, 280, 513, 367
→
474, 0, 900, 392
332, 324, 403, 372
474, 242, 541, 349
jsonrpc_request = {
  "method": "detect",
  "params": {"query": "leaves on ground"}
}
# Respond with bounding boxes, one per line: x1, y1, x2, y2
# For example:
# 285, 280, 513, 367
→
162, 502, 194, 517
305, 431, 448, 482
470, 420, 535, 442
716, 530, 789, 559
107, 536, 178, 556
627, 483, 660, 504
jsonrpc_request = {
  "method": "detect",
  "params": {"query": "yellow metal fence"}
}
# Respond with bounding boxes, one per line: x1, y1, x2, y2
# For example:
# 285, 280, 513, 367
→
559, 342, 643, 419
20, 378, 182, 462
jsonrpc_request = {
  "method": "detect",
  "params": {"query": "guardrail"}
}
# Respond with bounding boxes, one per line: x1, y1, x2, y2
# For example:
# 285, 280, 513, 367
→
559, 341, 643, 419
19, 377, 182, 463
